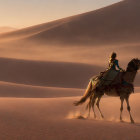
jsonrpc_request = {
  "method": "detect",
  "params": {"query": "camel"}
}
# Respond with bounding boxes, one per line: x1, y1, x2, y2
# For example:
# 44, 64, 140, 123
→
74, 58, 140, 123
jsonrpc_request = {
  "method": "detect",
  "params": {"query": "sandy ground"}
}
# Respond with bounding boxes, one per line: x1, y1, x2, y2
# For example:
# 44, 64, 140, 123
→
0, 81, 139, 140
0, 93, 140, 140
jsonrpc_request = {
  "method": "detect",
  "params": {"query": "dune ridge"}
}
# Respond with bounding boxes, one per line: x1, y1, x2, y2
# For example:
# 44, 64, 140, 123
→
0, 81, 83, 98
0, 14, 78, 41
25, 0, 140, 46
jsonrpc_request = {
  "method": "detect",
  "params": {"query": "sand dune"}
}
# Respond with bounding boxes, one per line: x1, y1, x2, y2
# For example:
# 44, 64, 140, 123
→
25, 0, 140, 46
0, 0, 139, 69
0, 81, 83, 98
0, 15, 77, 41
0, 0, 140, 46
0, 57, 104, 88
0, 93, 140, 139
0, 0, 139, 73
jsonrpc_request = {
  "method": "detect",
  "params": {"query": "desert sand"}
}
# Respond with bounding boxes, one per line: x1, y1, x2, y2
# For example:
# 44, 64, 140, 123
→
0, 93, 140, 140
0, 0, 139, 139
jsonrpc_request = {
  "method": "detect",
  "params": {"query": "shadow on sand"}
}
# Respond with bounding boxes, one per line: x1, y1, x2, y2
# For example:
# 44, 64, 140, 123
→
75, 115, 140, 126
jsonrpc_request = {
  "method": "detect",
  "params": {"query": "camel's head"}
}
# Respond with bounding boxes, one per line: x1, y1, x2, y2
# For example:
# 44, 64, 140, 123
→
127, 58, 140, 72
133, 58, 140, 70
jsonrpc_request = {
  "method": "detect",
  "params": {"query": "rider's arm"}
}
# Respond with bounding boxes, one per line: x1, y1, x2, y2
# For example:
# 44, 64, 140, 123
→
115, 60, 122, 70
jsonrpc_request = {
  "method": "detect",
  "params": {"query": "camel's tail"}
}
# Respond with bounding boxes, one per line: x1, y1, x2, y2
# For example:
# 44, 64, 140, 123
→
74, 80, 93, 106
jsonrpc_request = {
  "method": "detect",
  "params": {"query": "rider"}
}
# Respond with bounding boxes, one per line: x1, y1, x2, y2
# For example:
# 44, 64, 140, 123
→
108, 52, 123, 71
94, 52, 124, 88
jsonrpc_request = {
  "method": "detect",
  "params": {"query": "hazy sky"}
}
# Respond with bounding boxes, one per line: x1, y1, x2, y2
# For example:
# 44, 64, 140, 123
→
0, 0, 122, 28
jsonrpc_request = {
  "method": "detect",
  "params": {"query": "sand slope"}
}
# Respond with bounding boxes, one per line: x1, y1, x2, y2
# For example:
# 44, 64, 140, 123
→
25, 0, 140, 46
0, 15, 77, 41
0, 57, 104, 88
1, 0, 140, 46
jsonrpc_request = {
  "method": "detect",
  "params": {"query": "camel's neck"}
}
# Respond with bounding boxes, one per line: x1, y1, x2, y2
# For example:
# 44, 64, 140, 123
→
123, 70, 137, 84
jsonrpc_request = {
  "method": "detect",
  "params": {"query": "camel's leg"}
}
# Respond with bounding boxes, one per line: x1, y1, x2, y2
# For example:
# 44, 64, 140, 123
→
120, 97, 124, 121
87, 106, 91, 118
125, 97, 135, 124
96, 95, 104, 118
91, 95, 97, 118
87, 97, 92, 118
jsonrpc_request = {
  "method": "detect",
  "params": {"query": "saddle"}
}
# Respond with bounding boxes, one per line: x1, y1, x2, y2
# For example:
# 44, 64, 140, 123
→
91, 69, 125, 90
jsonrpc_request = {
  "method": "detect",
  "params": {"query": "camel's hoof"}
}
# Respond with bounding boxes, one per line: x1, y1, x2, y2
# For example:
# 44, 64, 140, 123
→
120, 120, 124, 123
120, 117, 124, 123
101, 115, 104, 119
76, 115, 85, 120
131, 119, 135, 124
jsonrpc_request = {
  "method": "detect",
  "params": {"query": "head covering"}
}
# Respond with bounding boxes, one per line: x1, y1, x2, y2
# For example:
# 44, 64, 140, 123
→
110, 52, 117, 59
